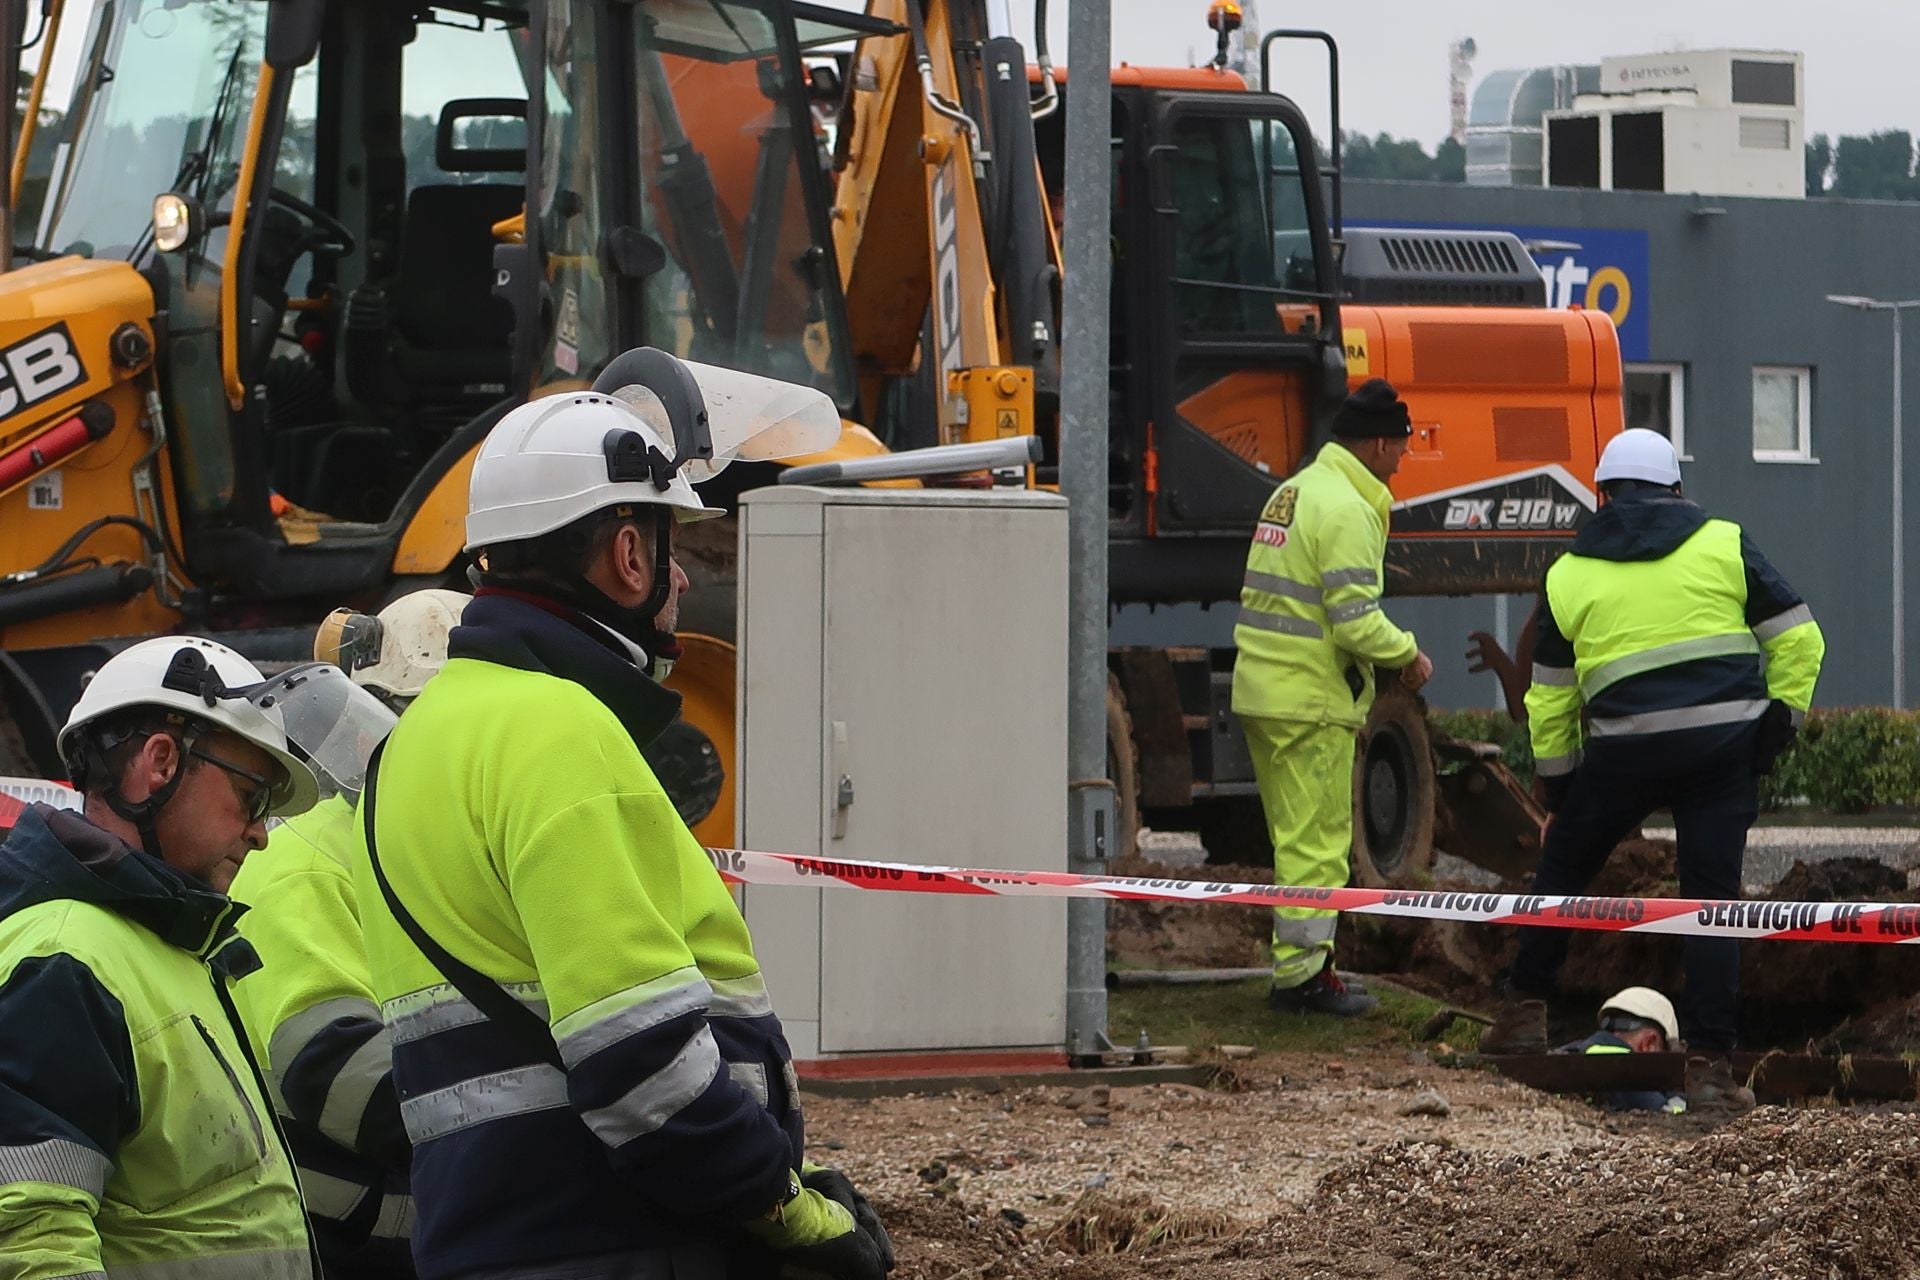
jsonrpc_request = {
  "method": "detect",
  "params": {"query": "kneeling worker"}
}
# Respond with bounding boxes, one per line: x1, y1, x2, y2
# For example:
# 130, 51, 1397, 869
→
1557, 987, 1687, 1114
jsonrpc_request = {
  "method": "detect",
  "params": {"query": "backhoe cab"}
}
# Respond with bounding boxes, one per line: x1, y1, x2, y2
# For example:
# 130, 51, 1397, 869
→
0, 0, 876, 783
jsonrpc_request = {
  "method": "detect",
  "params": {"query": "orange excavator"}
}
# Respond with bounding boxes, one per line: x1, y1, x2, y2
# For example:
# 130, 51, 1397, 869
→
822, 1, 1621, 879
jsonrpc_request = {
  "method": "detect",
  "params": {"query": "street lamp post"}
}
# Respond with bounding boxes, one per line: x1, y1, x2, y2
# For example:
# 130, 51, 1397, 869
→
1826, 293, 1920, 709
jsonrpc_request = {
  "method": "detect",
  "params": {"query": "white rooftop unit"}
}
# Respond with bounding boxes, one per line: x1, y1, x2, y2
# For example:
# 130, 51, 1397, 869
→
1543, 49, 1803, 198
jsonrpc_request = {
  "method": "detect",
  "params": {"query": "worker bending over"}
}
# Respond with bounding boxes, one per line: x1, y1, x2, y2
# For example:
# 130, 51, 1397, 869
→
1557, 986, 1687, 1114
1483, 429, 1823, 1113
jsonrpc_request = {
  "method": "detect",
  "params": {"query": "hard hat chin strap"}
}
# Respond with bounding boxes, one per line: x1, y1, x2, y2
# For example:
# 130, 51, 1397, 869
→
78, 722, 200, 865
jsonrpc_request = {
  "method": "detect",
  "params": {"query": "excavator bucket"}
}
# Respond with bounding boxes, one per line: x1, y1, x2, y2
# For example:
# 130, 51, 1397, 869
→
1431, 735, 1546, 882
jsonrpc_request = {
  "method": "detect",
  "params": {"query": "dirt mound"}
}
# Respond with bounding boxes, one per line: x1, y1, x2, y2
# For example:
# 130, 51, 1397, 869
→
877, 1190, 1031, 1279
1106, 855, 1272, 971
1274, 1107, 1920, 1279
1772, 856, 1907, 901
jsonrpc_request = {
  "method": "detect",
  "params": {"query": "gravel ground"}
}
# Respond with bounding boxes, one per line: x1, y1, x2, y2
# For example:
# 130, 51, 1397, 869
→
811, 1051, 1920, 1279
1642, 825, 1920, 891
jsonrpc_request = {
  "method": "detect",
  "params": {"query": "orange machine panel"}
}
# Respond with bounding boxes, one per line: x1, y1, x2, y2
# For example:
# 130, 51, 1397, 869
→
1175, 367, 1311, 478
1341, 303, 1623, 539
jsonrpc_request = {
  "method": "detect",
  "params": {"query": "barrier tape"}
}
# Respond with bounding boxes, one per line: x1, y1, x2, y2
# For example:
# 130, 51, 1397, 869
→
706, 847, 1920, 945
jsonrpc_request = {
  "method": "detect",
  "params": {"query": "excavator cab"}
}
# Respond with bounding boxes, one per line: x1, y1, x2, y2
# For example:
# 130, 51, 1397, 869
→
0, 0, 870, 770
1029, 71, 1344, 599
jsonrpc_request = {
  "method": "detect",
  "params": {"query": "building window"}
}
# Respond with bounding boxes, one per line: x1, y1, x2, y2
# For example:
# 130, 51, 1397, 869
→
1739, 117, 1791, 150
1624, 363, 1687, 458
1752, 366, 1814, 462
1731, 59, 1796, 107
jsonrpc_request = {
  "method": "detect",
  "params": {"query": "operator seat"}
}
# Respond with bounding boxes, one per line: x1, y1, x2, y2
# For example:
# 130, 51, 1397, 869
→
344, 98, 526, 417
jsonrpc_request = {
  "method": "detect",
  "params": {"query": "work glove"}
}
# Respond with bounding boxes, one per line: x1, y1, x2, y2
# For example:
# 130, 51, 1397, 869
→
1752, 699, 1798, 776
801, 1162, 895, 1273
742, 1175, 890, 1280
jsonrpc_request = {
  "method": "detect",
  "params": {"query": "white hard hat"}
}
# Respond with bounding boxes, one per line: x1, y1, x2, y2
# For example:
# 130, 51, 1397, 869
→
1594, 428, 1682, 487
60, 637, 320, 818
316, 589, 470, 700
1600, 986, 1680, 1045
465, 392, 725, 551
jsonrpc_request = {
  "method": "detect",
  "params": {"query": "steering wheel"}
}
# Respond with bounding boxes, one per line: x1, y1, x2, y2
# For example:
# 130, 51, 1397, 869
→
265, 187, 356, 259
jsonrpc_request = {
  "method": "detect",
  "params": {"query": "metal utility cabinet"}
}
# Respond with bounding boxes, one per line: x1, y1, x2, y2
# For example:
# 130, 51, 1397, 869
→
736, 486, 1069, 1060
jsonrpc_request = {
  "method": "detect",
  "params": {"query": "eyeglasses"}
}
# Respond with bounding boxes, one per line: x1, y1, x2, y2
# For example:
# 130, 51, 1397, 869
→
188, 746, 274, 824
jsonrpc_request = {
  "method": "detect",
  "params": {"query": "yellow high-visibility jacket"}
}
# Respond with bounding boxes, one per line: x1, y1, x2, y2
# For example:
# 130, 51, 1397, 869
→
1231, 441, 1418, 727
352, 591, 800, 1277
0, 805, 313, 1280
1525, 493, 1824, 782
231, 795, 414, 1269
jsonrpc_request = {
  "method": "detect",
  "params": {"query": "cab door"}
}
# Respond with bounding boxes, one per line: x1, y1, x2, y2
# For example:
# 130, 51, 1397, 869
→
1142, 92, 1342, 540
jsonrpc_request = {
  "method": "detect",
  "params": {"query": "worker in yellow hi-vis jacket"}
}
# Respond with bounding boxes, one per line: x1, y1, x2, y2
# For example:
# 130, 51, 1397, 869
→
1230, 379, 1432, 1018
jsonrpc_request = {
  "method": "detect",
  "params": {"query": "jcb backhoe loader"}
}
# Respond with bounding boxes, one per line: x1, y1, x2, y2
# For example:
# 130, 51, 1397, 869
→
0, 0, 895, 849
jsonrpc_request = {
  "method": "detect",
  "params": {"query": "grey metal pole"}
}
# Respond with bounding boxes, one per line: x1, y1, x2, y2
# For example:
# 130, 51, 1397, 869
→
1059, 0, 1113, 1061
1896, 306, 1906, 708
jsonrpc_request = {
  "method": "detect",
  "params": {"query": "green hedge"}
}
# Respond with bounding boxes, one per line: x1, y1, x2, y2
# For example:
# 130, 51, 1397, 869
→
1426, 707, 1920, 814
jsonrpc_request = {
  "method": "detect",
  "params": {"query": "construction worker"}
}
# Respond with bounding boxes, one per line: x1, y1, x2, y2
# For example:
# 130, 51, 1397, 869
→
0, 637, 320, 1278
1556, 987, 1687, 1114
1232, 378, 1433, 1018
355, 366, 891, 1278
228, 589, 469, 1278
1482, 428, 1824, 1111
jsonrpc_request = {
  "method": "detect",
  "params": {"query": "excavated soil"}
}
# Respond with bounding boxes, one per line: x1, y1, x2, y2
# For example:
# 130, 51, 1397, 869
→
832, 1091, 1920, 1279
1113, 844, 1920, 1048
823, 840, 1920, 1279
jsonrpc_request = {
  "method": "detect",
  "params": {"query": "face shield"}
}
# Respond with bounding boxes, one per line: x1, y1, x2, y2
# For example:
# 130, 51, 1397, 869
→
592, 348, 843, 486
245, 662, 398, 799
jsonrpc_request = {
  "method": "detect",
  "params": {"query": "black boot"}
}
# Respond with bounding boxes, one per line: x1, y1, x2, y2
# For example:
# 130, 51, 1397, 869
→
1268, 967, 1378, 1018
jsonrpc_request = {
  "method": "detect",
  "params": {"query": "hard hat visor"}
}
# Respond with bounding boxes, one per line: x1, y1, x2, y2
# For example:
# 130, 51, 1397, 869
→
245, 662, 397, 797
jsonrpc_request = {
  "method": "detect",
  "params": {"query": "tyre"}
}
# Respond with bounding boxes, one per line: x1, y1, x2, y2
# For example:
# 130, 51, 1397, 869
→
1350, 681, 1436, 887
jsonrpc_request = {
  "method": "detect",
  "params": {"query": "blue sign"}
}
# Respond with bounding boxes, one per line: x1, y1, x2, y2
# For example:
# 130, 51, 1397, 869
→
1353, 221, 1652, 362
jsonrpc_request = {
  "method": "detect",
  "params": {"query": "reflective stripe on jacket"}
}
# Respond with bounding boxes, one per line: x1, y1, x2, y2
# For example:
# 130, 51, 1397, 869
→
353, 592, 800, 1278
1526, 498, 1824, 776
1231, 441, 1418, 727
230, 795, 414, 1273
0, 806, 313, 1280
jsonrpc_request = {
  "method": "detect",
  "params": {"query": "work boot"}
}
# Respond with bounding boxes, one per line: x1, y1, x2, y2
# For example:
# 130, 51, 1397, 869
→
1685, 1056, 1757, 1112
1476, 998, 1549, 1055
1268, 967, 1378, 1018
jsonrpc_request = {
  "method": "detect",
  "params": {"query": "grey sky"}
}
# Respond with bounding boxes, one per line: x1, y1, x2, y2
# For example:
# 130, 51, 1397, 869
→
826, 0, 1913, 148
23, 1, 1912, 147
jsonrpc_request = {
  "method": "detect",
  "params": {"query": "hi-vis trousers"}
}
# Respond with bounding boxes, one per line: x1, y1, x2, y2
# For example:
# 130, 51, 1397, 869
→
1243, 716, 1356, 989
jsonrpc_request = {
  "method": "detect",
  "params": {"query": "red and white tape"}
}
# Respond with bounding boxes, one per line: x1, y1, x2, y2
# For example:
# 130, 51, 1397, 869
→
707, 847, 1920, 945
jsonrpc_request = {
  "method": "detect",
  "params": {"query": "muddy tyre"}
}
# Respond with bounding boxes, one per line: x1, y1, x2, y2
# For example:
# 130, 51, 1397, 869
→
1350, 682, 1436, 887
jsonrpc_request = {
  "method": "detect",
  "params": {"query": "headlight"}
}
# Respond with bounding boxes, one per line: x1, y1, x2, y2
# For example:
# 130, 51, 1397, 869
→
152, 193, 196, 253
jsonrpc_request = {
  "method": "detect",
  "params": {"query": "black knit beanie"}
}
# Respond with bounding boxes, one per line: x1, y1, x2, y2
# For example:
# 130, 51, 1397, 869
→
1332, 378, 1412, 439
